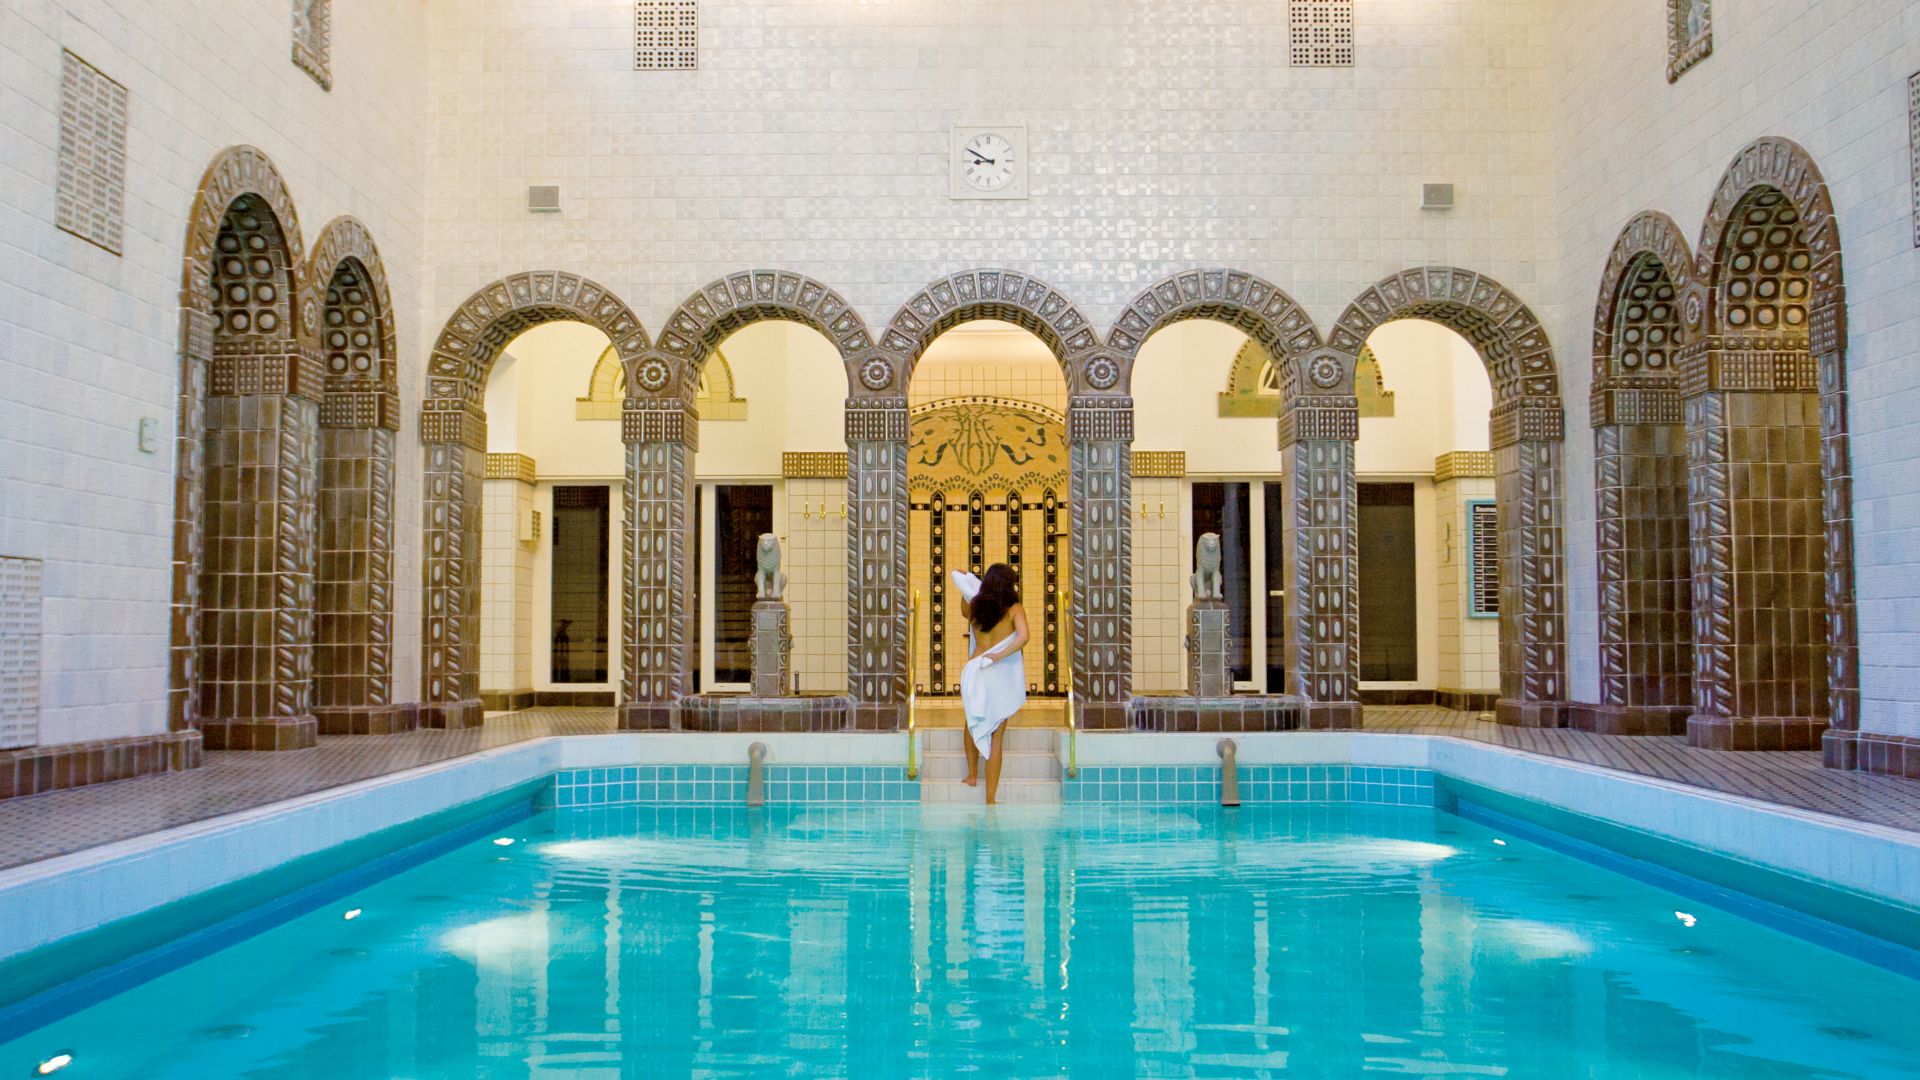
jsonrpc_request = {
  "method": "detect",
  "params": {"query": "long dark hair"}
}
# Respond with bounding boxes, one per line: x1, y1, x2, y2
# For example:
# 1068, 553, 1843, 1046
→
970, 563, 1020, 633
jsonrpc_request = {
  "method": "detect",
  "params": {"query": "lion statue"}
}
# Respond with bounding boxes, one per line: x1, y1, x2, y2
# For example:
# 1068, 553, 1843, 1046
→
755, 533, 787, 600
1191, 532, 1224, 601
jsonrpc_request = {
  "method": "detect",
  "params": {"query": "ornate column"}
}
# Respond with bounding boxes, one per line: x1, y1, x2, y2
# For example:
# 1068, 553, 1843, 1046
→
199, 335, 324, 750
315, 372, 407, 733
1490, 399, 1570, 727
419, 400, 486, 729
1276, 349, 1360, 730
1681, 334, 1828, 751
1067, 395, 1132, 730
619, 391, 699, 730
844, 396, 909, 730
1813, 292, 1861, 766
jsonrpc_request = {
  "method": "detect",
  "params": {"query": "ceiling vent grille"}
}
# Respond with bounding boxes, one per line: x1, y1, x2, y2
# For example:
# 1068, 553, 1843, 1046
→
1289, 1, 1354, 68
635, 1, 699, 70
528, 185, 561, 213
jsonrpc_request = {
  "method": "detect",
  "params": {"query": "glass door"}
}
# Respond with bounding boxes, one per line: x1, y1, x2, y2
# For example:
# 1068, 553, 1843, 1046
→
549, 485, 610, 684
698, 483, 773, 691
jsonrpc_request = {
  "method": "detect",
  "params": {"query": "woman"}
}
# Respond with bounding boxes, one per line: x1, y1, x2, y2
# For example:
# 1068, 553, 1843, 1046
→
955, 563, 1029, 804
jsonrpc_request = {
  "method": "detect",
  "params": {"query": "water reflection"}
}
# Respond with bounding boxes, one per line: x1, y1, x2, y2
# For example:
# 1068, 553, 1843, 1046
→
7, 804, 1920, 1078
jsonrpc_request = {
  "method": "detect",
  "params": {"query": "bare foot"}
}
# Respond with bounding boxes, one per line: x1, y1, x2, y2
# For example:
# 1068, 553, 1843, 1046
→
963, 775, 979, 787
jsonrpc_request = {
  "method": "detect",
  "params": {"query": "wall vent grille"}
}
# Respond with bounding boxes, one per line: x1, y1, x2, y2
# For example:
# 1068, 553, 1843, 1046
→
1908, 71, 1919, 248
55, 51, 128, 255
1289, 1, 1354, 68
0, 557, 42, 750
1468, 501, 1499, 618
636, 1, 699, 70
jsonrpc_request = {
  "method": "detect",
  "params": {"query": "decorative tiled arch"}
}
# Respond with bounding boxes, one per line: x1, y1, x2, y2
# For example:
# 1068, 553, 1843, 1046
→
1106, 268, 1323, 395
861, 271, 1127, 727
655, 270, 871, 386
418, 272, 650, 729
172, 146, 321, 751
1332, 267, 1568, 727
1681, 137, 1855, 757
578, 344, 747, 421
306, 217, 408, 735
880, 269, 1104, 394
1587, 212, 1696, 735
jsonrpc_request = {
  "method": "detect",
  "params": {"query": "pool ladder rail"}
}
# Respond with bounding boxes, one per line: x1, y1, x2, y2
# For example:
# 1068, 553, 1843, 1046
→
906, 591, 920, 780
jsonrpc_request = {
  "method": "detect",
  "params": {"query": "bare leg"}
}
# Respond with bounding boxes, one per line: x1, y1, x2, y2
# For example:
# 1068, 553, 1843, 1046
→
963, 728, 980, 786
985, 727, 1008, 805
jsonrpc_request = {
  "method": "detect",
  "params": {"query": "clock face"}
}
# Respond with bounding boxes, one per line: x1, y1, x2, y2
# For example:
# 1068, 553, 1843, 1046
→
961, 133, 1018, 192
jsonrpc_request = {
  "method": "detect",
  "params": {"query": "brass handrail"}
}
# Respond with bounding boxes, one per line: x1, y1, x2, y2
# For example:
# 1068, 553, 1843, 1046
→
1059, 585, 1077, 779
906, 590, 920, 780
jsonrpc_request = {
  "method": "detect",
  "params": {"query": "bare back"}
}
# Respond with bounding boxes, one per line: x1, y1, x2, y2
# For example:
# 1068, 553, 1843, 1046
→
969, 602, 1028, 661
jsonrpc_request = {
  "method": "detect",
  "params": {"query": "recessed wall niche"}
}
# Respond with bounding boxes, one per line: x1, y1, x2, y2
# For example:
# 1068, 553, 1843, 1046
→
292, 0, 331, 90
1666, 0, 1711, 82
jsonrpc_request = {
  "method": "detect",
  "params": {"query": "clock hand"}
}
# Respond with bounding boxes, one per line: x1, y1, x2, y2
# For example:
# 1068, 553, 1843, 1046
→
969, 153, 996, 165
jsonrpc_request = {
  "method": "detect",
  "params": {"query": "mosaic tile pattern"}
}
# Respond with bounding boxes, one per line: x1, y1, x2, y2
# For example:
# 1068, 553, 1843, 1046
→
546, 764, 919, 807
8, 707, 1920, 873
55, 50, 127, 254
1065, 765, 1435, 806
1279, 398, 1361, 728
655, 270, 869, 375
1911, 71, 1920, 249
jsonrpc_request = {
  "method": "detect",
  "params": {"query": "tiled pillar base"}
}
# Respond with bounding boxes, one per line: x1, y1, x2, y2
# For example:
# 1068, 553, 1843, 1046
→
1078, 701, 1129, 731
1303, 702, 1361, 730
1687, 714, 1827, 752
421, 700, 484, 729
1496, 698, 1569, 728
0, 730, 204, 800
619, 701, 679, 731
199, 716, 317, 751
1824, 730, 1920, 776
1570, 702, 1688, 736
315, 702, 420, 736
853, 702, 905, 731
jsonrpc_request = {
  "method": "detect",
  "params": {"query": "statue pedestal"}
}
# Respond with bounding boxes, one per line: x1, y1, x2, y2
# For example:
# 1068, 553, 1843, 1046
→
751, 601, 792, 697
1187, 599, 1231, 698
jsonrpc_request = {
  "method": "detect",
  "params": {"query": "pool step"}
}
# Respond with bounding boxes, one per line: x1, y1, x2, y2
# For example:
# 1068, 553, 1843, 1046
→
918, 727, 1062, 804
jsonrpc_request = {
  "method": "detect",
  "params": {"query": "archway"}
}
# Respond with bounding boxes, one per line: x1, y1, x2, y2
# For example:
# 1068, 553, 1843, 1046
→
418, 272, 649, 728
1683, 137, 1852, 754
172, 146, 320, 751
617, 272, 866, 728
306, 217, 406, 734
905, 323, 1072, 701
1330, 267, 1568, 727
1587, 212, 1697, 735
1108, 270, 1359, 728
873, 270, 1126, 727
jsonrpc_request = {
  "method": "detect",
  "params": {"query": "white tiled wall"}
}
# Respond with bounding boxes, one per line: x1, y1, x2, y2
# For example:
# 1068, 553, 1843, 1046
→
782, 478, 848, 695
481, 480, 536, 694
1435, 478, 1498, 695
1545, 0, 1920, 734
423, 0, 1555, 344
0, 2, 429, 744
1131, 477, 1184, 693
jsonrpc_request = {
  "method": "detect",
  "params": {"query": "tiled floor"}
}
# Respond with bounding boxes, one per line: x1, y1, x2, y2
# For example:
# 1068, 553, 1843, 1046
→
1, 704, 1918, 872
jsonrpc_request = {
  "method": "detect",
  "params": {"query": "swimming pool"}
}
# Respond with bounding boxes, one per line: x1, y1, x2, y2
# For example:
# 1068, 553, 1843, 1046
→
5, 797, 1918, 1078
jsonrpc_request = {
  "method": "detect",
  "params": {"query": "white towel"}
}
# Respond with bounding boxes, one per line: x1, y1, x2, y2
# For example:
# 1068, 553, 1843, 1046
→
951, 569, 982, 604
961, 644, 1026, 760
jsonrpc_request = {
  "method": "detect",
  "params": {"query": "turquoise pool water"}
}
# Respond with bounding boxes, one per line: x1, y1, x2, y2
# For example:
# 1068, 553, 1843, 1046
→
5, 802, 1919, 1078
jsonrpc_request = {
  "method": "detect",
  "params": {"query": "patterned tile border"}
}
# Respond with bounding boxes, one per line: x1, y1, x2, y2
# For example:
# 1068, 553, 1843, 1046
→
544, 764, 920, 807
1065, 764, 1436, 806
